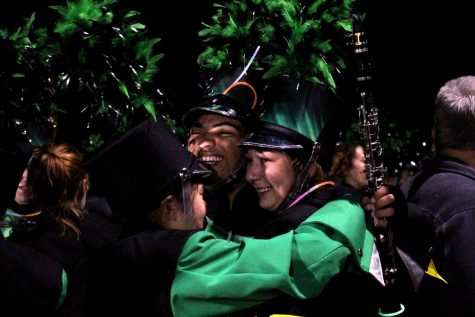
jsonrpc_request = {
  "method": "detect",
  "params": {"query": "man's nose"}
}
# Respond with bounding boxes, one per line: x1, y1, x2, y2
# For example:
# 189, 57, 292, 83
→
198, 133, 216, 149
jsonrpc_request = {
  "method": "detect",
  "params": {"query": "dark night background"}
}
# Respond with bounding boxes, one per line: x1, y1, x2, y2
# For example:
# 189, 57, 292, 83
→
2, 0, 475, 173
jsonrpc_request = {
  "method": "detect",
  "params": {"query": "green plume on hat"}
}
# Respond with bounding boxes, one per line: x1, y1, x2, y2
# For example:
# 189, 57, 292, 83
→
198, 0, 356, 172
197, 0, 355, 91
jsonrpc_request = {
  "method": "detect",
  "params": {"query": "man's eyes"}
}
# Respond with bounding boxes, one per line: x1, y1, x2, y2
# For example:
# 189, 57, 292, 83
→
190, 129, 203, 136
192, 129, 237, 137
218, 130, 235, 136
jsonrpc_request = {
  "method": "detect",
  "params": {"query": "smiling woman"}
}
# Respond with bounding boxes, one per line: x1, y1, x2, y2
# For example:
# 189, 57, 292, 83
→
245, 149, 297, 212
239, 76, 350, 214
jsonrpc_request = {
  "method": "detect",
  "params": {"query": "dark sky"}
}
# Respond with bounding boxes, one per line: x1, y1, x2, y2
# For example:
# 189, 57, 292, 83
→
4, 0, 475, 139
367, 1, 475, 130
142, 0, 475, 134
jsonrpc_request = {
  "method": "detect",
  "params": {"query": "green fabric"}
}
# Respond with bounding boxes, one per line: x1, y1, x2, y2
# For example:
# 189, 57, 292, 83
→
205, 216, 248, 242
0, 214, 14, 238
307, 195, 374, 271
0, 210, 20, 238
55, 269, 68, 310
259, 78, 342, 143
171, 195, 375, 317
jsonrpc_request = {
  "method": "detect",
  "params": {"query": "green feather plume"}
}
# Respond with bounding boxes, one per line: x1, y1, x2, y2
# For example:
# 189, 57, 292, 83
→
198, 0, 355, 91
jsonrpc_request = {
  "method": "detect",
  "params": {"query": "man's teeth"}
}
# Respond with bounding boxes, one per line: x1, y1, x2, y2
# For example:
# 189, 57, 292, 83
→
199, 156, 223, 163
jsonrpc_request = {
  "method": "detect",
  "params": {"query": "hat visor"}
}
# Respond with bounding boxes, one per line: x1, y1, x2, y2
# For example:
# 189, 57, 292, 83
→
182, 106, 246, 131
239, 122, 313, 151
188, 156, 214, 183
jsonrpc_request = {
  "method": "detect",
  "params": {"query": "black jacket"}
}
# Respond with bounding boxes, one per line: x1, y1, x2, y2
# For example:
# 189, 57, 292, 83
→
400, 154, 475, 317
0, 240, 64, 317
77, 228, 196, 317
7, 196, 121, 273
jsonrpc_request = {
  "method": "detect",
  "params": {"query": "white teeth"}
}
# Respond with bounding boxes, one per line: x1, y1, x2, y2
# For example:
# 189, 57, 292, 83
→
255, 187, 271, 193
199, 156, 223, 163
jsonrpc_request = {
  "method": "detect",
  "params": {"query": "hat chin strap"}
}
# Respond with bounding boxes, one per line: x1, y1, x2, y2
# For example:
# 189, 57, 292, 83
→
204, 153, 246, 191
180, 168, 196, 229
279, 142, 321, 211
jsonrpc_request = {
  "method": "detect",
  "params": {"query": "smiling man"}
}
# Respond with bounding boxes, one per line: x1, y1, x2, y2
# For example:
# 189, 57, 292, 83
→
186, 107, 244, 185
182, 80, 271, 237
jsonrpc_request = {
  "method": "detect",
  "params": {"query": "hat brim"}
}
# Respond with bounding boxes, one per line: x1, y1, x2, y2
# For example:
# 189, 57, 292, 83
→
239, 122, 313, 151
182, 95, 248, 131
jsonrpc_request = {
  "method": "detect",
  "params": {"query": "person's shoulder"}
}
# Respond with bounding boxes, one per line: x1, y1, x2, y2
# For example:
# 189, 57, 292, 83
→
86, 195, 115, 218
111, 229, 197, 260
331, 183, 361, 199
416, 155, 475, 194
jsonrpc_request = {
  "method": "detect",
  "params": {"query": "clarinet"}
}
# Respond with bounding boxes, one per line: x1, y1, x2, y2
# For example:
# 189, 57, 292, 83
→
349, 13, 405, 316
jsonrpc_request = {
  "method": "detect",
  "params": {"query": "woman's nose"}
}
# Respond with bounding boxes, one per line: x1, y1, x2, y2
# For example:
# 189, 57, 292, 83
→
246, 160, 262, 182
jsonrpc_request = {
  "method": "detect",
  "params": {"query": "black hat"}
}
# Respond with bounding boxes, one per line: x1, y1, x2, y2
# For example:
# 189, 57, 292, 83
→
84, 117, 211, 220
0, 130, 33, 214
240, 77, 349, 170
182, 68, 258, 131
0, 240, 64, 314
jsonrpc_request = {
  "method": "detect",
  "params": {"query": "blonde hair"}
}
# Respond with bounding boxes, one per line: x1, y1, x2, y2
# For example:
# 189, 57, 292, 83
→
28, 143, 89, 237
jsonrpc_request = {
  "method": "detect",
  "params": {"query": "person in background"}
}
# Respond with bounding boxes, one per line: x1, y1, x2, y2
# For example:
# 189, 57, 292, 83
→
14, 168, 33, 205
329, 141, 368, 192
182, 70, 271, 237
170, 77, 403, 317
70, 117, 211, 317
0, 131, 38, 238
6, 143, 121, 273
0, 130, 66, 316
399, 75, 475, 317
0, 131, 32, 219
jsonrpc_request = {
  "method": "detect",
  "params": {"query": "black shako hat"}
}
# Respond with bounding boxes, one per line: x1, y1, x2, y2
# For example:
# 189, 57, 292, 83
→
0, 130, 33, 214
240, 77, 349, 171
182, 68, 258, 131
84, 117, 211, 220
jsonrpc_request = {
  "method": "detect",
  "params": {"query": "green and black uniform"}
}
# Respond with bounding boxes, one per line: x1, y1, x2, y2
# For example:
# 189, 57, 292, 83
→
171, 193, 384, 317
